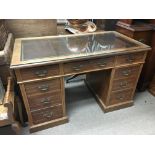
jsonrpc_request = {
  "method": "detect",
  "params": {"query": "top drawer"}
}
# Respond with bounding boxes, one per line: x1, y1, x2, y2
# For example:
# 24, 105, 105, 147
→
116, 52, 146, 66
63, 57, 114, 75
114, 65, 141, 80
18, 64, 60, 81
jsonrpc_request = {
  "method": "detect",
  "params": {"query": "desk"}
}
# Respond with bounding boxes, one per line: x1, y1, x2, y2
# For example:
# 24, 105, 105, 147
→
10, 31, 151, 133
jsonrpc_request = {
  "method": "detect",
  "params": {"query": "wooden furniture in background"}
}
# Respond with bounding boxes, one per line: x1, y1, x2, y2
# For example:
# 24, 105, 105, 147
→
0, 20, 14, 86
149, 75, 155, 95
5, 19, 57, 38
94, 19, 118, 31
118, 19, 133, 26
148, 20, 155, 95
10, 31, 150, 133
0, 77, 20, 134
116, 20, 155, 91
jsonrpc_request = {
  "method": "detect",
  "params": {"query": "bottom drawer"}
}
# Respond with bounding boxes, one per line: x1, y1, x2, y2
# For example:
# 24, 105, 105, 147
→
108, 89, 133, 106
31, 105, 63, 125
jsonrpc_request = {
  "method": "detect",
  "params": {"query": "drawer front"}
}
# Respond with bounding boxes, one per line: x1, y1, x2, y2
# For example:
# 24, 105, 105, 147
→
28, 92, 62, 111
63, 57, 114, 74
25, 78, 61, 97
114, 65, 141, 80
89, 57, 115, 70
109, 89, 133, 106
63, 60, 89, 74
116, 52, 146, 66
31, 105, 63, 125
20, 64, 60, 81
112, 78, 136, 91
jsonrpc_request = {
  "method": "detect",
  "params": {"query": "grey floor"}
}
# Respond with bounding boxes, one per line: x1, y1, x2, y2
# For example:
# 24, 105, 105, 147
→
20, 77, 155, 135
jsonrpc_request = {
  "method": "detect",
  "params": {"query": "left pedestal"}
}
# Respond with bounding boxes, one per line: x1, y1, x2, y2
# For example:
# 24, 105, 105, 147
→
14, 64, 68, 133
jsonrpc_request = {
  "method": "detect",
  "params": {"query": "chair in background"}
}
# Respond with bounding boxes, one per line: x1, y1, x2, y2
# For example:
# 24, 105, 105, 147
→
0, 77, 20, 134
0, 20, 14, 86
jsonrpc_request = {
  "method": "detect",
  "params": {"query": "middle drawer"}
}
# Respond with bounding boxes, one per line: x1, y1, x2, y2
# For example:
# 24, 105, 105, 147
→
63, 57, 114, 74
24, 78, 61, 97
24, 78, 62, 111
112, 77, 136, 91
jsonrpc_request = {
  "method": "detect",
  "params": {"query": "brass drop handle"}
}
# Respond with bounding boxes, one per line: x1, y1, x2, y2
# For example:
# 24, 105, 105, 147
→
41, 98, 50, 104
38, 84, 49, 91
43, 112, 53, 118
35, 70, 48, 77
97, 61, 107, 67
72, 64, 84, 71
73, 68, 81, 71
116, 95, 124, 101
119, 81, 128, 88
122, 69, 131, 76
126, 55, 135, 62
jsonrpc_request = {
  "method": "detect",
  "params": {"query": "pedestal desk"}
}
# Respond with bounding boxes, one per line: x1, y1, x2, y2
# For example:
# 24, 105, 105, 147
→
10, 31, 151, 133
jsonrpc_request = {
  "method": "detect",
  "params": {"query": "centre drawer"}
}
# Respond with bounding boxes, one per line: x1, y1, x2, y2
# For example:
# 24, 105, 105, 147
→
31, 105, 63, 125
63, 57, 114, 74
24, 78, 61, 97
116, 51, 146, 66
114, 65, 141, 80
89, 57, 115, 70
27, 92, 62, 111
19, 64, 60, 81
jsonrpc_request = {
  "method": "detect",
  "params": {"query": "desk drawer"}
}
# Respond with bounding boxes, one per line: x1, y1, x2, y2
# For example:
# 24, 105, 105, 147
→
31, 105, 63, 125
28, 92, 62, 111
116, 52, 146, 66
112, 77, 136, 91
19, 64, 60, 81
63, 57, 114, 74
114, 65, 141, 80
89, 57, 115, 70
109, 89, 133, 106
63, 60, 88, 74
25, 78, 61, 97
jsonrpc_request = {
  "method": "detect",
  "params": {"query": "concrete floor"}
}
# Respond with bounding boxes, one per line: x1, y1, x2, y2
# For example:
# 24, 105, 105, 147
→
20, 78, 155, 135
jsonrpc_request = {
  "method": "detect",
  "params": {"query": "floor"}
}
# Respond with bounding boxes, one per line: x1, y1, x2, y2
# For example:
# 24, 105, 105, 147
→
19, 77, 155, 135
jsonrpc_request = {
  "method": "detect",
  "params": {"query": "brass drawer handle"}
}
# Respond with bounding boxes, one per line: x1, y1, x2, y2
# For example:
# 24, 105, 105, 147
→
72, 64, 84, 71
119, 81, 128, 88
35, 70, 48, 77
41, 98, 50, 104
126, 55, 135, 62
43, 112, 53, 118
122, 69, 131, 76
97, 62, 107, 67
38, 84, 49, 91
73, 68, 81, 71
116, 96, 124, 101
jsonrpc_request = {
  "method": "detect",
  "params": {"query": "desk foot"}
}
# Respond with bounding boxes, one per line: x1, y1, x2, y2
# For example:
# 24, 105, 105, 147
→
98, 100, 134, 113
29, 116, 68, 133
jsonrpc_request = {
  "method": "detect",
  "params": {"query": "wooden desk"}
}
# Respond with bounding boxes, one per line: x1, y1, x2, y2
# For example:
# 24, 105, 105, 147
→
10, 31, 151, 133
